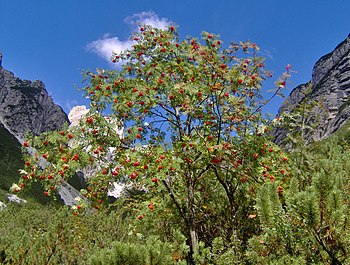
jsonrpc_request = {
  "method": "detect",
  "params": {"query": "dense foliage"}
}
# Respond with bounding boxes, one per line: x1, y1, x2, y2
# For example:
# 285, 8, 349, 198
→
2, 25, 350, 264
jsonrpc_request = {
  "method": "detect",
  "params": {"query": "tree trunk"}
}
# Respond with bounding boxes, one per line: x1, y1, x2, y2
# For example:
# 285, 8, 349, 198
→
188, 173, 198, 264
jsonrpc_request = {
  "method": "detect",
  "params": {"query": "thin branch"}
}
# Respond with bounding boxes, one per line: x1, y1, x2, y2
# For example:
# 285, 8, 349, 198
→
148, 110, 178, 127
161, 179, 187, 222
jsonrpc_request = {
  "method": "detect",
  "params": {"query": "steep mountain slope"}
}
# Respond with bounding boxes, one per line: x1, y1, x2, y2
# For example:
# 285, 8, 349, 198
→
0, 58, 68, 137
274, 34, 350, 144
0, 53, 79, 204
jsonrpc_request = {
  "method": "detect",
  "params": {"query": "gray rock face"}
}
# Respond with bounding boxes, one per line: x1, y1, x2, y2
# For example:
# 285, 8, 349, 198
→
274, 34, 350, 144
0, 57, 80, 205
0, 65, 69, 137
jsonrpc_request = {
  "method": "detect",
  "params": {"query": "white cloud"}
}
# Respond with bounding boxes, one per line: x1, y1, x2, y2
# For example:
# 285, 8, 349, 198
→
86, 34, 133, 62
87, 11, 172, 64
262, 48, 276, 61
124, 11, 170, 30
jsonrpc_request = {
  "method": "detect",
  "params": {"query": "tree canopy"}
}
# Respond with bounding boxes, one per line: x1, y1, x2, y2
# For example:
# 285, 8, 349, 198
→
14, 25, 294, 264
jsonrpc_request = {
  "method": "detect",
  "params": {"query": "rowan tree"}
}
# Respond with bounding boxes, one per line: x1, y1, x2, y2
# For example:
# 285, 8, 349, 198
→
15, 25, 291, 264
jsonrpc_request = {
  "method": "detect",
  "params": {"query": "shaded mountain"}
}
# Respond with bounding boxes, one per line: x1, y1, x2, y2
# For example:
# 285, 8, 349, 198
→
0, 123, 22, 192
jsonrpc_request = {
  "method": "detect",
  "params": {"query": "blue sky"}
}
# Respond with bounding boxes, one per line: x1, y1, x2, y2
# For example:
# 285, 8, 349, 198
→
1, 0, 350, 115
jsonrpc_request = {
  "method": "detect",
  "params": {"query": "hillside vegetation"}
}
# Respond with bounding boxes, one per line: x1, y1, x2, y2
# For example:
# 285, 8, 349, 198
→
1, 130, 350, 264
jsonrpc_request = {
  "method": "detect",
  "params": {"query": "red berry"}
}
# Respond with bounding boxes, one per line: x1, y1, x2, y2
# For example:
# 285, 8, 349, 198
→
23, 142, 29, 147
240, 176, 247, 183
130, 172, 138, 179
86, 117, 93, 124
152, 177, 159, 183
211, 157, 221, 164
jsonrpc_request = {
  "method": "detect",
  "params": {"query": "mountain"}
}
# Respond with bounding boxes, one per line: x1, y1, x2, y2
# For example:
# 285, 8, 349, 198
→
0, 53, 80, 205
274, 34, 350, 145
0, 56, 69, 137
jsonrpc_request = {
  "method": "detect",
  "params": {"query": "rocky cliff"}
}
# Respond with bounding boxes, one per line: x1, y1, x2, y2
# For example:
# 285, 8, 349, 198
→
0, 54, 69, 137
274, 34, 350, 144
0, 53, 80, 206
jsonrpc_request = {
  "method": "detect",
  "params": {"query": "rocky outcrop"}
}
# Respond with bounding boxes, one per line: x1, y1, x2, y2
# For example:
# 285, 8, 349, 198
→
68, 105, 89, 126
274, 34, 350, 144
0, 57, 69, 137
0, 54, 80, 205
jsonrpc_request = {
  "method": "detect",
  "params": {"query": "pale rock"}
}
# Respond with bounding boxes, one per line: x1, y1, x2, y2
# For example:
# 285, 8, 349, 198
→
7, 194, 27, 204
68, 105, 89, 126
107, 182, 125, 198
68, 105, 126, 199
0, 201, 6, 210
